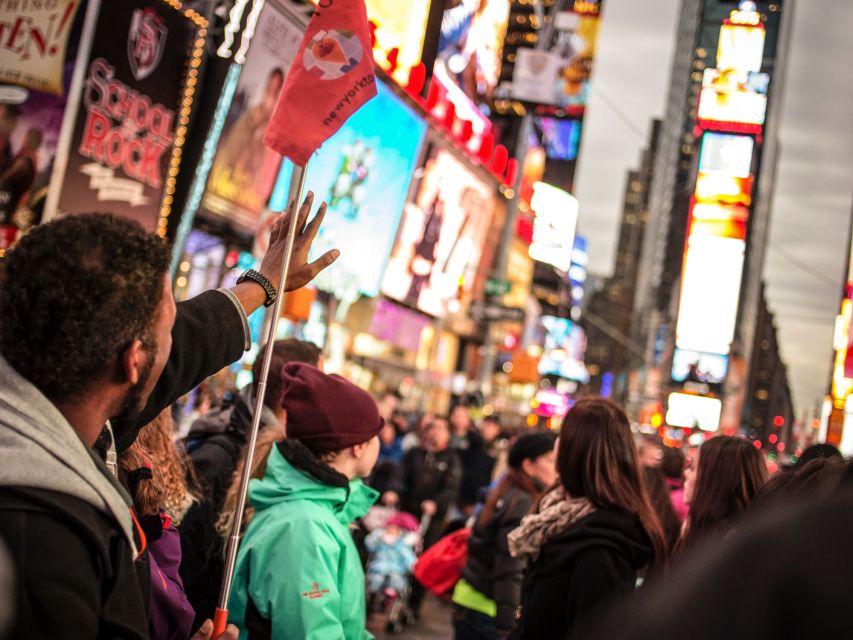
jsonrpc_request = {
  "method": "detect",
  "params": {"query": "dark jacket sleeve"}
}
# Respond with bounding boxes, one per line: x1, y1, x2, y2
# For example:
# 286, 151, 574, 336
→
435, 452, 463, 516
492, 500, 530, 634
565, 549, 635, 640
113, 290, 247, 451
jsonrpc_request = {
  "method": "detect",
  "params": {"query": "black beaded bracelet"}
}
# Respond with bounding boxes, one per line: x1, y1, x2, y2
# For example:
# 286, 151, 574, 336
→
236, 269, 277, 307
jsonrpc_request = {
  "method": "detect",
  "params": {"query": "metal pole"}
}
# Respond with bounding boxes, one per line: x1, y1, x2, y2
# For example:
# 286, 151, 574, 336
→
478, 0, 569, 393
212, 161, 309, 638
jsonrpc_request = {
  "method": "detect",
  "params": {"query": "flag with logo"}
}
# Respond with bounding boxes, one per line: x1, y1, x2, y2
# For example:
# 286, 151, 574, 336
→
263, 0, 378, 165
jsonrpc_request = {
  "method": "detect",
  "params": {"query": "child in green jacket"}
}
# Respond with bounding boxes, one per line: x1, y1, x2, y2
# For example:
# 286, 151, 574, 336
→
227, 363, 383, 639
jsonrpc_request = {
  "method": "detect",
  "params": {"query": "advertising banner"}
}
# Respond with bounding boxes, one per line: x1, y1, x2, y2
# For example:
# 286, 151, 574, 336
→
0, 0, 81, 95
202, 1, 303, 231
55, 0, 204, 232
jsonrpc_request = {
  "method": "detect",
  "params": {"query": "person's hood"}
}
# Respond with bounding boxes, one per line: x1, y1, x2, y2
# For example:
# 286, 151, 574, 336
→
247, 439, 378, 526
535, 508, 654, 578
0, 355, 137, 553
187, 385, 279, 442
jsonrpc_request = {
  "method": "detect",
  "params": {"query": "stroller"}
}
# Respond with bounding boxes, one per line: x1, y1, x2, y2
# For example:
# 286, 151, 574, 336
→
363, 508, 431, 634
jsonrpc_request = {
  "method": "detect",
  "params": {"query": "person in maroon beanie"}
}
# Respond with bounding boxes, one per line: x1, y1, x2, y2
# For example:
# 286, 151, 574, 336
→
226, 363, 384, 639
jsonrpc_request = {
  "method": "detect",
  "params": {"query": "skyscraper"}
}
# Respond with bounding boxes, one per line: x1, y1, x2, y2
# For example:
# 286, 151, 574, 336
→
630, 0, 793, 434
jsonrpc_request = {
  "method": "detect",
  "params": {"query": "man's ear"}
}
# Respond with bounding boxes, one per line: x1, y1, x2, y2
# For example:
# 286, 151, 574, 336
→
120, 339, 146, 385
351, 441, 365, 459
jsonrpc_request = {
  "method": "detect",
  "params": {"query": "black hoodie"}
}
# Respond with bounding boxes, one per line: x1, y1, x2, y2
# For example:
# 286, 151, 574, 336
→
513, 508, 653, 640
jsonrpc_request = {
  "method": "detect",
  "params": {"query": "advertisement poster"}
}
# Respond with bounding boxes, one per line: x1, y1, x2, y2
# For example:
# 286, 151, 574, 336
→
382, 146, 496, 318
436, 0, 510, 105
366, 0, 431, 84
55, 0, 202, 231
201, 2, 302, 232
295, 80, 427, 301
0, 0, 81, 95
0, 0, 87, 247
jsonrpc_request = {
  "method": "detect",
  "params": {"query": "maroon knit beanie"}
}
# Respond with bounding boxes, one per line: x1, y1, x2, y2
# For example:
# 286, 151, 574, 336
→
280, 362, 383, 453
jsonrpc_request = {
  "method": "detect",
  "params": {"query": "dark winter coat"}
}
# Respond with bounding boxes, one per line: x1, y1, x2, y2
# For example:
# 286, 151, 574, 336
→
455, 430, 496, 510
0, 290, 247, 639
461, 483, 537, 634
179, 386, 280, 629
513, 509, 654, 640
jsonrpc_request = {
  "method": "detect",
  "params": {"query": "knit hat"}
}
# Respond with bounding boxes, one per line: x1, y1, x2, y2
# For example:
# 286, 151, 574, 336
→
386, 511, 419, 532
280, 362, 383, 453
508, 432, 557, 470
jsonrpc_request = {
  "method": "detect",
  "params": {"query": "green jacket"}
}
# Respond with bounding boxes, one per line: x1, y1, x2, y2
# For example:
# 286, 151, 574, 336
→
227, 443, 378, 639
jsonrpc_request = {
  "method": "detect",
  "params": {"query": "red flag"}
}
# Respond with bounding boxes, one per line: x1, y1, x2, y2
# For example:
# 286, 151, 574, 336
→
263, 0, 378, 166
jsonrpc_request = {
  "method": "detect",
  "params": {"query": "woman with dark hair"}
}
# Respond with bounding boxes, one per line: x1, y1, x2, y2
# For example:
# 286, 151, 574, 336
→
452, 432, 558, 640
677, 436, 767, 554
508, 398, 667, 639
642, 466, 681, 554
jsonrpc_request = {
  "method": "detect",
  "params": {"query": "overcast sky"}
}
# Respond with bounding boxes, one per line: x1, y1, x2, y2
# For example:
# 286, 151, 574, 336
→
573, 0, 853, 416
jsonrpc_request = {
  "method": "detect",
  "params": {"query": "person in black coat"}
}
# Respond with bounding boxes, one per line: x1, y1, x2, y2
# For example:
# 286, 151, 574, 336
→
450, 405, 496, 515
179, 339, 320, 630
453, 432, 557, 640
507, 398, 668, 640
0, 200, 336, 639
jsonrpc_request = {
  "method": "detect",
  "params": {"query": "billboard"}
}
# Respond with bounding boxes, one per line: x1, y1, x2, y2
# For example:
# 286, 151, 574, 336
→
436, 0, 510, 105
366, 0, 431, 85
538, 314, 588, 382
717, 22, 765, 73
528, 181, 578, 272
675, 235, 745, 355
54, 0, 205, 233
531, 116, 582, 161
382, 145, 496, 317
201, 2, 302, 231
698, 69, 768, 127
671, 348, 728, 385
698, 132, 754, 178
289, 81, 428, 301
666, 392, 722, 431
695, 172, 753, 206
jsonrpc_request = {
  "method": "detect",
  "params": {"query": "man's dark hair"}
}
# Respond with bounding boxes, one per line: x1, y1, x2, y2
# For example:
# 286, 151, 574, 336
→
253, 339, 321, 409
0, 213, 171, 403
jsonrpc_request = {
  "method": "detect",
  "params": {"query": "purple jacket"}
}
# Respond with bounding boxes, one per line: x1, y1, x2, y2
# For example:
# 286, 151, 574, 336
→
149, 524, 195, 640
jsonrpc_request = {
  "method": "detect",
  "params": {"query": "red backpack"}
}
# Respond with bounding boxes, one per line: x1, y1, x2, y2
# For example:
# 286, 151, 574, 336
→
413, 527, 472, 597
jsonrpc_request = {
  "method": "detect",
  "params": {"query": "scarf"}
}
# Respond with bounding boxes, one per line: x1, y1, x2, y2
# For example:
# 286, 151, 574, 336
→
507, 487, 595, 560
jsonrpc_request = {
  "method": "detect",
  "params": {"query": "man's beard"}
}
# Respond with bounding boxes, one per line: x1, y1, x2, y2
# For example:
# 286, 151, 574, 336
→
115, 345, 157, 426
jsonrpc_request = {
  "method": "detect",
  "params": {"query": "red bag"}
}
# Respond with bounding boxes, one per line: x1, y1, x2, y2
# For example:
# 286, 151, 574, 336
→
413, 527, 471, 597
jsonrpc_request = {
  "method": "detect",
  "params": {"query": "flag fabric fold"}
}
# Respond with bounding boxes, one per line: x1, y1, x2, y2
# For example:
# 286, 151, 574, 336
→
263, 0, 378, 166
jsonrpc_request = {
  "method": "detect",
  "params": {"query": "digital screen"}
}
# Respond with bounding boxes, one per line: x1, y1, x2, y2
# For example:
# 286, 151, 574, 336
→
436, 0, 510, 106
529, 181, 578, 272
698, 133, 754, 178
717, 23, 765, 73
690, 201, 750, 222
552, 4, 602, 114
671, 348, 729, 385
538, 315, 588, 382
202, 2, 302, 230
698, 86, 767, 127
675, 235, 745, 355
531, 117, 582, 161
366, 0, 431, 84
381, 146, 496, 317
688, 217, 746, 241
695, 173, 753, 206
666, 393, 722, 432
285, 81, 428, 300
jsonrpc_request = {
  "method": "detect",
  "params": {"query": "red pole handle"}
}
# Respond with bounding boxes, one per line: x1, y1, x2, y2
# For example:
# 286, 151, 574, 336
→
212, 608, 229, 639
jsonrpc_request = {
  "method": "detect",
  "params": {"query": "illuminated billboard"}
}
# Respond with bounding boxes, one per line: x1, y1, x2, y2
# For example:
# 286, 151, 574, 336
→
675, 235, 745, 355
529, 181, 578, 272
366, 0, 431, 84
666, 393, 722, 431
273, 81, 428, 301
698, 132, 755, 178
695, 173, 753, 206
717, 22, 765, 73
381, 146, 496, 317
671, 348, 728, 385
531, 117, 582, 161
698, 69, 768, 127
538, 315, 588, 383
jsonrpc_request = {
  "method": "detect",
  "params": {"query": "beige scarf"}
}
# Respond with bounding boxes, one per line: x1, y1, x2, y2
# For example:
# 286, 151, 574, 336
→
507, 487, 595, 560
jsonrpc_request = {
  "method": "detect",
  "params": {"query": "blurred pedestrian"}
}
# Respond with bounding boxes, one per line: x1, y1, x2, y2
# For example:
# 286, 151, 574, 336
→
450, 405, 496, 516
797, 442, 842, 465
119, 409, 198, 640
636, 436, 662, 469
661, 447, 688, 522
481, 415, 510, 480
365, 512, 419, 599
378, 418, 405, 465
676, 436, 767, 555
453, 432, 557, 640
179, 339, 320, 629
507, 398, 667, 640
641, 466, 681, 555
749, 456, 846, 513
226, 363, 383, 638
377, 390, 402, 424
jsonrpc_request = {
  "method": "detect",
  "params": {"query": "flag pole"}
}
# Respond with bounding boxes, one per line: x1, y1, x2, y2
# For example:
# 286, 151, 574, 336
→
213, 161, 309, 638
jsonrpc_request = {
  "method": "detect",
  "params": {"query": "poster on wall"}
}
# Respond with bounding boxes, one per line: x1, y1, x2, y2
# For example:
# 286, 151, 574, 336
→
382, 145, 496, 317
0, 0, 87, 245
0, 0, 82, 95
54, 0, 205, 232
201, 1, 302, 232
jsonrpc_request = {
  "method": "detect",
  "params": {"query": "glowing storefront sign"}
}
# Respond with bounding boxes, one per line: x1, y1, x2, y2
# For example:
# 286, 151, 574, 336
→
675, 235, 745, 355
528, 182, 578, 272
666, 393, 722, 431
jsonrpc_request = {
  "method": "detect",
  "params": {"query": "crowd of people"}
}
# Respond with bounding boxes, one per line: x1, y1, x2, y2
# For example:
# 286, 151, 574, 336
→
1, 209, 853, 640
